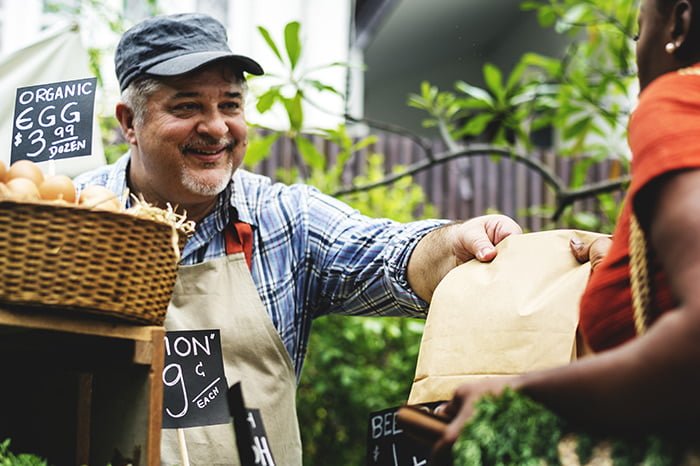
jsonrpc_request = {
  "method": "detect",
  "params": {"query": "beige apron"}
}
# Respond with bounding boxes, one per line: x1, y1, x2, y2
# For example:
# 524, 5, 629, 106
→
160, 239, 302, 465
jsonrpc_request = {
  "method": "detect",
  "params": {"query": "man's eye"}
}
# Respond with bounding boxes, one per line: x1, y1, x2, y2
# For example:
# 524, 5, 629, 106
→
221, 102, 241, 111
174, 103, 199, 111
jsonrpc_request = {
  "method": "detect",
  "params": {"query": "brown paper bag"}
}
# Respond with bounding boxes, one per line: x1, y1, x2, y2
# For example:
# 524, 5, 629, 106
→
408, 229, 605, 405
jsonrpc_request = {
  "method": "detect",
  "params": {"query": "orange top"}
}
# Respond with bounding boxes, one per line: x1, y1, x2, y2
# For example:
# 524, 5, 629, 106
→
579, 65, 700, 351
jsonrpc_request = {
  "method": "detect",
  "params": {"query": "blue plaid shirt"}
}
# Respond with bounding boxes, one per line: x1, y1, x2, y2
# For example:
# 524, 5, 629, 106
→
74, 153, 447, 378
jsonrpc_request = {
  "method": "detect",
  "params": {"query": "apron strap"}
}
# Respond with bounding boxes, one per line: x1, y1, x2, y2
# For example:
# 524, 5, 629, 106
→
224, 221, 254, 270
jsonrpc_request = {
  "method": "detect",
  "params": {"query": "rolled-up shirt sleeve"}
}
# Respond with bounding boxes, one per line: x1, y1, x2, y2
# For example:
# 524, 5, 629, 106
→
299, 186, 448, 318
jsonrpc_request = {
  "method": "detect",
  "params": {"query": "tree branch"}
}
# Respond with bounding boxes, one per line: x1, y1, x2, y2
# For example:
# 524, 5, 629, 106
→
333, 145, 565, 195
332, 143, 629, 221
344, 113, 435, 160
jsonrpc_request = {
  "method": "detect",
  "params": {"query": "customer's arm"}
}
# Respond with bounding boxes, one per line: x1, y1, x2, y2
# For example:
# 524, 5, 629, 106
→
432, 169, 700, 459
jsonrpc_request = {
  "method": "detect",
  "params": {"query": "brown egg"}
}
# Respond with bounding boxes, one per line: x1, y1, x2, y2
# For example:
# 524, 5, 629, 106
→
6, 160, 44, 186
78, 185, 122, 212
38, 175, 77, 204
6, 177, 40, 201
0, 160, 7, 182
0, 182, 11, 199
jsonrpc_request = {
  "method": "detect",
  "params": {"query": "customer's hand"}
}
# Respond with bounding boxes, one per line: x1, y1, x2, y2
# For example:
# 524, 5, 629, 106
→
570, 235, 612, 271
431, 376, 520, 465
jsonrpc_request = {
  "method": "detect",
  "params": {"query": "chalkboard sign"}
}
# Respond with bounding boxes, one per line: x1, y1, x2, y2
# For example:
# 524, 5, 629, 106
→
228, 382, 277, 466
10, 77, 97, 164
162, 329, 230, 429
366, 406, 433, 466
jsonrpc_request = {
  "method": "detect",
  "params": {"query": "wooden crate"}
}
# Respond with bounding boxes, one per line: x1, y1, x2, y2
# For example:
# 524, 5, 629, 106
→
0, 305, 164, 466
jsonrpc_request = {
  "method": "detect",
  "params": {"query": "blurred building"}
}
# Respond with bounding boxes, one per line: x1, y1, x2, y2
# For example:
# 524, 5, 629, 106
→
0, 0, 581, 226
0, 0, 565, 135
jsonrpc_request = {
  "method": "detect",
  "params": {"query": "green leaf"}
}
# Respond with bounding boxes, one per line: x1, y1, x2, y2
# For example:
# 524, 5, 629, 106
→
454, 81, 494, 106
407, 94, 428, 110
571, 211, 601, 230
282, 92, 304, 131
306, 79, 342, 96
455, 113, 495, 138
505, 58, 527, 93
521, 52, 561, 76
509, 87, 537, 106
257, 26, 283, 63
350, 135, 378, 153
245, 132, 280, 167
295, 135, 326, 171
562, 4, 591, 25
531, 115, 553, 131
554, 19, 573, 33
454, 97, 493, 110
537, 6, 557, 27
570, 157, 594, 187
422, 80, 439, 101
256, 87, 281, 114
284, 21, 302, 70
520, 0, 544, 11
563, 115, 592, 140
483, 63, 505, 101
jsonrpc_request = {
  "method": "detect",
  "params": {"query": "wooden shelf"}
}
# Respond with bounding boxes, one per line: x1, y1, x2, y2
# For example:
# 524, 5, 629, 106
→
0, 305, 164, 466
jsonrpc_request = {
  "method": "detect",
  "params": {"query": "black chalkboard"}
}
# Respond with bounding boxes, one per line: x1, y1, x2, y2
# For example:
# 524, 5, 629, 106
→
247, 408, 276, 466
10, 77, 97, 164
162, 329, 230, 429
366, 406, 434, 466
228, 382, 277, 466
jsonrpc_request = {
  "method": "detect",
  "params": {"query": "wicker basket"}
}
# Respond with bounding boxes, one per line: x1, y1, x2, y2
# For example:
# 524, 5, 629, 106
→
0, 199, 180, 325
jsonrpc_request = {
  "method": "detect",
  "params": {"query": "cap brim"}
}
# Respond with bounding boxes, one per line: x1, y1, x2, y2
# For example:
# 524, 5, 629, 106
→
146, 50, 264, 77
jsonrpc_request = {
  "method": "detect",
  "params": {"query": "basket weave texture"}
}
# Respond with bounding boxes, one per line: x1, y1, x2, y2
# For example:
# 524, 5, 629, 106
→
0, 200, 179, 325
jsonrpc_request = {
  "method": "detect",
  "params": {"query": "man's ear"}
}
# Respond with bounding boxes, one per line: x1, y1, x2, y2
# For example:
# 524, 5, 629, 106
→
115, 103, 137, 145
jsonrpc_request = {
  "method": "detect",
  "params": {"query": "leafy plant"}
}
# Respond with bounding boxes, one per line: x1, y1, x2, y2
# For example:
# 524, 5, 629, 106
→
0, 439, 48, 466
409, 57, 556, 148
409, 0, 638, 231
245, 20, 438, 466
248, 22, 346, 139
453, 389, 693, 466
298, 317, 425, 466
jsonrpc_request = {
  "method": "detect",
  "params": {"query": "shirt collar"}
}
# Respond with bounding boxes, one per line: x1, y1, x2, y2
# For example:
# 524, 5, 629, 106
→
113, 152, 256, 228
105, 152, 132, 206
229, 169, 256, 227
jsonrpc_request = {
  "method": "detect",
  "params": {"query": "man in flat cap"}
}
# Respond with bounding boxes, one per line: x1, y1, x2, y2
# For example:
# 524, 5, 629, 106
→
74, 12, 522, 465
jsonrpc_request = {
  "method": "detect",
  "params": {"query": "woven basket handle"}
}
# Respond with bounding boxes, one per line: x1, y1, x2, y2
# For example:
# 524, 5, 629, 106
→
629, 213, 651, 335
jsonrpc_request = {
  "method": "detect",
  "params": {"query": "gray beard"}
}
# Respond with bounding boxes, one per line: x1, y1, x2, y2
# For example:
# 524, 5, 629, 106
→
181, 161, 235, 196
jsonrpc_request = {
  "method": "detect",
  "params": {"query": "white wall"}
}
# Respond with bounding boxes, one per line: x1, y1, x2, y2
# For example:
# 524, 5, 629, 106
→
1, 0, 353, 132
119, 0, 353, 131
0, 0, 43, 55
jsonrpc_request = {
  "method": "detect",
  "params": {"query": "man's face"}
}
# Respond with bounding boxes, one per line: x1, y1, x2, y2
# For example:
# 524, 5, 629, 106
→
128, 64, 248, 210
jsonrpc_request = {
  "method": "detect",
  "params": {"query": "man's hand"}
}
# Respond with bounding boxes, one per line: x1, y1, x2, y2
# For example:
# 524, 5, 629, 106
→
451, 214, 523, 263
408, 214, 522, 301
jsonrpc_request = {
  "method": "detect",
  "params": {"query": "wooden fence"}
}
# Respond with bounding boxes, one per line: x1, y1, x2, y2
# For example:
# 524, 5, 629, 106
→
252, 129, 627, 232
